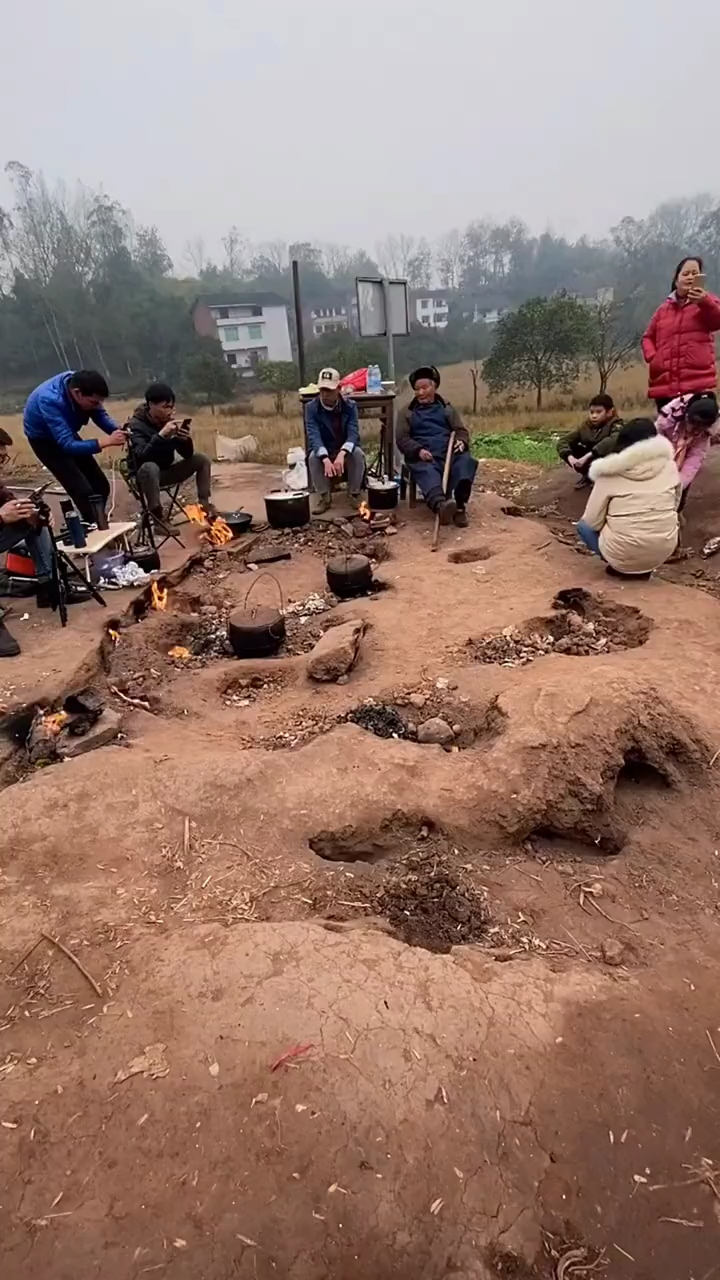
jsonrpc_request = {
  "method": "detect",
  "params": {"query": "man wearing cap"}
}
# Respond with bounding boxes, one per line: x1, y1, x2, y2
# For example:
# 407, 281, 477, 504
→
397, 366, 478, 526
305, 368, 365, 512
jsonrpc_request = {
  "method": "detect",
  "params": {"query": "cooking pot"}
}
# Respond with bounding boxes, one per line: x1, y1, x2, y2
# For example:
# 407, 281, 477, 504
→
264, 490, 310, 530
220, 510, 253, 537
227, 573, 286, 659
367, 478, 399, 511
326, 554, 373, 599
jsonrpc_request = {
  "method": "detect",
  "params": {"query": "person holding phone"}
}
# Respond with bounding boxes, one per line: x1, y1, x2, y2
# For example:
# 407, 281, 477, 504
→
642, 257, 720, 411
127, 382, 213, 521
0, 429, 63, 656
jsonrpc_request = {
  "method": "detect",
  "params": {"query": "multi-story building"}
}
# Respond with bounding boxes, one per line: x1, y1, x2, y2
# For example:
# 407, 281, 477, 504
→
309, 305, 350, 338
411, 290, 450, 329
191, 292, 292, 374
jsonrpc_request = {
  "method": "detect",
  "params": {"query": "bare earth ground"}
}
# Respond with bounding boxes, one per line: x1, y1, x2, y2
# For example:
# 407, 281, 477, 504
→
2, 460, 720, 1279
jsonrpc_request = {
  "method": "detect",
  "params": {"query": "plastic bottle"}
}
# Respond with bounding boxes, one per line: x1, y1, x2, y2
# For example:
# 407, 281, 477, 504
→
367, 364, 382, 394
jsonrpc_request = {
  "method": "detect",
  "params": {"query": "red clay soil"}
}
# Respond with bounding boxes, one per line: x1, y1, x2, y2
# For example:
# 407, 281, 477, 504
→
1, 462, 720, 1278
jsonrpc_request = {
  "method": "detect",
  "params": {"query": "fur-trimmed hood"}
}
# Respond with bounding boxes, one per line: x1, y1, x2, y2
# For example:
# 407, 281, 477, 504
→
589, 435, 675, 483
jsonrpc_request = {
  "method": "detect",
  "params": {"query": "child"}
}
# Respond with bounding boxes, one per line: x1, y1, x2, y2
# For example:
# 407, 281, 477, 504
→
557, 393, 622, 487
655, 392, 720, 511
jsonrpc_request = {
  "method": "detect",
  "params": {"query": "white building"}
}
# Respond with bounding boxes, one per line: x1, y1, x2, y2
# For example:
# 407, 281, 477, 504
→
412, 291, 450, 329
192, 292, 293, 374
309, 305, 350, 337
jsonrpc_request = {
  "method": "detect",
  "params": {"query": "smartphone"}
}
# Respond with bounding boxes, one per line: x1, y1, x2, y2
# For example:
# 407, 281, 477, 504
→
180, 418, 192, 430
27, 482, 52, 504
692, 273, 706, 289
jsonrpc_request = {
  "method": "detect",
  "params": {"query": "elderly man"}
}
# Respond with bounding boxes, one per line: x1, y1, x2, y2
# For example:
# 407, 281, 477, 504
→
127, 382, 213, 521
397, 366, 478, 526
305, 368, 366, 513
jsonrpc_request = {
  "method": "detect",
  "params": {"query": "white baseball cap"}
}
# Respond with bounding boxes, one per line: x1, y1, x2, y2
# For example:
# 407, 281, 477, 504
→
317, 367, 341, 390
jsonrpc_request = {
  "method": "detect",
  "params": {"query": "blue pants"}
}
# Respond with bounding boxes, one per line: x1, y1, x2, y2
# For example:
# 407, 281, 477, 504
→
0, 519, 54, 576
576, 519, 604, 559
409, 451, 478, 509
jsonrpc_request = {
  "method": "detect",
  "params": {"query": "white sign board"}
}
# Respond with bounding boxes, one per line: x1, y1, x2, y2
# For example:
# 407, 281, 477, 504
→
356, 278, 409, 338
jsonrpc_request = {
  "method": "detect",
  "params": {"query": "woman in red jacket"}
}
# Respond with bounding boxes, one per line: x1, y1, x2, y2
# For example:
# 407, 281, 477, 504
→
642, 257, 720, 411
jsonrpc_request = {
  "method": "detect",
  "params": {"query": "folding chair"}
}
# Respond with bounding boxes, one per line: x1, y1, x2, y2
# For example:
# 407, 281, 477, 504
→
119, 452, 185, 551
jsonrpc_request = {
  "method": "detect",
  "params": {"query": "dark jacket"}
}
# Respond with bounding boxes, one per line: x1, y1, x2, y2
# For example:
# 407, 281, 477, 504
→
305, 395, 360, 458
127, 404, 194, 471
396, 396, 469, 461
23, 371, 117, 456
557, 413, 623, 463
642, 292, 720, 399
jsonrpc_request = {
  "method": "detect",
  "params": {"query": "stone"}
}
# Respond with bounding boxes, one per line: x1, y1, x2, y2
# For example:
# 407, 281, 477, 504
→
306, 620, 365, 683
417, 717, 455, 746
600, 938, 628, 967
336, 675, 349, 685
409, 693, 427, 709
58, 709, 123, 759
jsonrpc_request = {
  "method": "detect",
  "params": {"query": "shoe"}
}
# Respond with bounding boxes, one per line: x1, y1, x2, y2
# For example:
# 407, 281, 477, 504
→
314, 494, 332, 514
201, 503, 217, 522
575, 475, 592, 489
35, 576, 54, 609
0, 620, 20, 657
435, 498, 457, 526
349, 491, 364, 508
453, 508, 469, 528
605, 565, 652, 581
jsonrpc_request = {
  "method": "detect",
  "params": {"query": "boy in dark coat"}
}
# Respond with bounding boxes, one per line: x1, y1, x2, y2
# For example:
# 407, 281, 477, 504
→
397, 366, 478, 526
127, 382, 212, 520
557, 393, 622, 488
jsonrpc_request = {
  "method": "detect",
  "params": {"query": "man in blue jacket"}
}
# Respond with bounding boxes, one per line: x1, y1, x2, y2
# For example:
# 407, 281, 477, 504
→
305, 368, 365, 512
23, 370, 128, 522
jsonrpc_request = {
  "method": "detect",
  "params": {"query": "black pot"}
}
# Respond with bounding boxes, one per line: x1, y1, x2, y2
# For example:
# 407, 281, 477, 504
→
367, 479, 399, 511
227, 573, 286, 658
326, 554, 373, 598
220, 510, 253, 537
264, 491, 310, 529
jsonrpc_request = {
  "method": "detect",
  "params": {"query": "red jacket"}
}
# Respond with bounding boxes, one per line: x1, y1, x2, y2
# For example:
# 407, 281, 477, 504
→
642, 292, 720, 399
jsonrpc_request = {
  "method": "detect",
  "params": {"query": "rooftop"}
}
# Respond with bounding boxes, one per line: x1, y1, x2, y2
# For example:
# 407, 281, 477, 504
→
192, 291, 288, 310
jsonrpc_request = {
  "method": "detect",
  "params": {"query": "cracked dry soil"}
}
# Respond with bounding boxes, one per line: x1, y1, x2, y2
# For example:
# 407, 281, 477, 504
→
2, 484, 720, 1280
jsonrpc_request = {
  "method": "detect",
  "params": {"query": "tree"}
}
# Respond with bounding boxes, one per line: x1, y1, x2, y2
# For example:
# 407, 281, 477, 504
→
406, 238, 433, 289
222, 225, 247, 278
484, 295, 593, 409
181, 342, 235, 413
586, 295, 640, 392
257, 360, 300, 414
436, 229, 462, 290
375, 234, 415, 279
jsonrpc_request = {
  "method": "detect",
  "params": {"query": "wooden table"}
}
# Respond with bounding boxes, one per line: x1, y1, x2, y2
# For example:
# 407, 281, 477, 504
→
56, 522, 136, 581
299, 391, 397, 485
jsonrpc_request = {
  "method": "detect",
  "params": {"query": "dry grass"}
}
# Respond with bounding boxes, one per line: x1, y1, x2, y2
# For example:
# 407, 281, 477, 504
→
0, 362, 651, 476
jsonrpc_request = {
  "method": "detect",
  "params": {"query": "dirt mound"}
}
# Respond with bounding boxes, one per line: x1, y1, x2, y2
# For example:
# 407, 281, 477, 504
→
468, 589, 651, 666
375, 848, 491, 952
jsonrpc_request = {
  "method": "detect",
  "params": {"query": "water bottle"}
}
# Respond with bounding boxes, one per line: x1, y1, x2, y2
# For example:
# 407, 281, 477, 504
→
367, 364, 382, 394
64, 505, 87, 548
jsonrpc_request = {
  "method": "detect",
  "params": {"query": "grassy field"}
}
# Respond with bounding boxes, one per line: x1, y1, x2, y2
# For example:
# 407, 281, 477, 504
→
0, 362, 651, 478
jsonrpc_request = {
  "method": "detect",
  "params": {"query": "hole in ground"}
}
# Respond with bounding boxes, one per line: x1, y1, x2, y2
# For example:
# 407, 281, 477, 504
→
448, 546, 494, 564
528, 825, 624, 859
467, 590, 652, 665
616, 749, 671, 793
309, 814, 434, 864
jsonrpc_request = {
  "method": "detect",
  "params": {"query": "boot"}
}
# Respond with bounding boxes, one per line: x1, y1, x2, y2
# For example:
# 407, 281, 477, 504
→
434, 497, 457, 526
453, 507, 469, 528
35, 576, 54, 609
314, 493, 332, 514
0, 619, 20, 657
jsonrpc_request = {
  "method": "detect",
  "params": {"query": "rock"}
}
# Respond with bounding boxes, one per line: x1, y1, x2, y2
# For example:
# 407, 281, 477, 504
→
417, 717, 455, 745
58, 709, 123, 759
409, 693, 427, 709
452, 723, 462, 735
435, 678, 449, 691
601, 938, 628, 967
336, 675, 349, 685
306, 620, 365, 683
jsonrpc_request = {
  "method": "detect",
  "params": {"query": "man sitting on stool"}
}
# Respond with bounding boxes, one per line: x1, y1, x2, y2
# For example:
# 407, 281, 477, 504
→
127, 383, 213, 521
397, 366, 477, 526
306, 368, 365, 513
23, 370, 128, 523
0, 428, 61, 657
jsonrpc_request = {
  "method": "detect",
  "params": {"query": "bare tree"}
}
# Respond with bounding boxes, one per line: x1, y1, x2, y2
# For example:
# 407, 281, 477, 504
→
375, 234, 415, 279
222, 225, 247, 278
407, 237, 433, 289
436, 229, 462, 290
184, 234, 207, 276
587, 296, 640, 393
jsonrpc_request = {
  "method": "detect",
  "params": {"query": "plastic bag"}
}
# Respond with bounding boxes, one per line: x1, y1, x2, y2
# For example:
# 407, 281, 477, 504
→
282, 446, 308, 491
339, 367, 368, 392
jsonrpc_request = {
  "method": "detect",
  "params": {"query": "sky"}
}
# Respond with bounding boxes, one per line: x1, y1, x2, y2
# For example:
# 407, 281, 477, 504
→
1, 0, 719, 269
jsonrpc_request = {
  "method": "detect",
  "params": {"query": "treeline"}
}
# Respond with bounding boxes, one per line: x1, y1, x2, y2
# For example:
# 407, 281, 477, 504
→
2, 158, 720, 401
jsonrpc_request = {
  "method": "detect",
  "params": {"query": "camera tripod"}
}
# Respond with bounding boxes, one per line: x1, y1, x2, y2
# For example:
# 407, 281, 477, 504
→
47, 524, 106, 627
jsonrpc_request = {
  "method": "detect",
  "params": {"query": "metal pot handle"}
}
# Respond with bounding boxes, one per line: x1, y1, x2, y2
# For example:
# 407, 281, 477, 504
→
243, 572, 285, 618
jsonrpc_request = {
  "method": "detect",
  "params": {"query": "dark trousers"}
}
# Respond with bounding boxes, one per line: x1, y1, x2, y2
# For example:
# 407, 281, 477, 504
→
29, 438, 109, 523
564, 440, 594, 475
408, 451, 478, 510
135, 453, 212, 512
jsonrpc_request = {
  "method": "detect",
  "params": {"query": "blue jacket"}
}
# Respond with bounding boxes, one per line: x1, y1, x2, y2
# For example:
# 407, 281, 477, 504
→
23, 372, 118, 456
305, 395, 360, 458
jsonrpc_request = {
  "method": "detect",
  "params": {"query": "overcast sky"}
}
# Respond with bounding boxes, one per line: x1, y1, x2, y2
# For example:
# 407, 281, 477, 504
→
2, 0, 718, 268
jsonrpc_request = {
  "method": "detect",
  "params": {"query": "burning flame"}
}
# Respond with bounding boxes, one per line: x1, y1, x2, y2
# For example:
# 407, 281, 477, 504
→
151, 581, 168, 611
42, 710, 69, 735
184, 503, 234, 546
357, 501, 371, 522
108, 628, 120, 645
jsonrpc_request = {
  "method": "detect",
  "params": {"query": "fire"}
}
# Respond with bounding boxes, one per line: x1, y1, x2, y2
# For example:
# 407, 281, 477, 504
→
151, 581, 168, 611
357, 501, 371, 522
184, 503, 206, 525
42, 710, 69, 735
204, 517, 233, 547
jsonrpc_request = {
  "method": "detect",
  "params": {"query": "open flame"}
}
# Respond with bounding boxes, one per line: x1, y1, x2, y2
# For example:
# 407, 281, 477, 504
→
184, 503, 234, 546
357, 501, 371, 522
42, 710, 69, 735
151, 581, 168, 611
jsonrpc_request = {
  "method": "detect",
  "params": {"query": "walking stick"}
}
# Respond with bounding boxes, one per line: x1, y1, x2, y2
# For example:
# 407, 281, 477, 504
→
431, 431, 456, 552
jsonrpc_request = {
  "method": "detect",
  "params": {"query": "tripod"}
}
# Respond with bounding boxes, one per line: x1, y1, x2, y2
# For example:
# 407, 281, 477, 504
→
47, 523, 106, 628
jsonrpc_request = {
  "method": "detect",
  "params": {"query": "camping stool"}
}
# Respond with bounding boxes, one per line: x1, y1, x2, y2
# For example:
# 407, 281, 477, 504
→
119, 453, 185, 551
